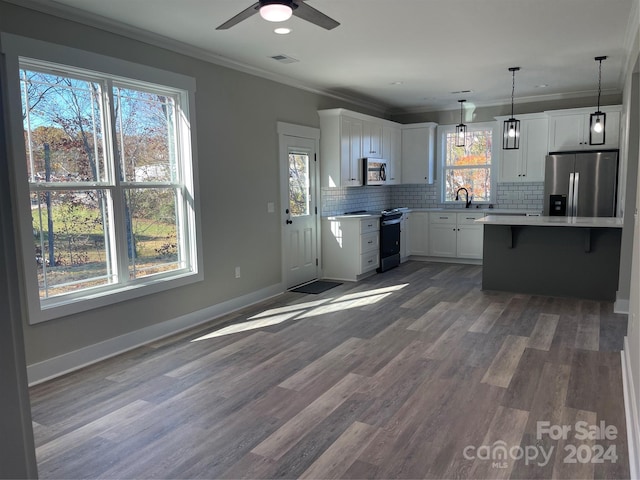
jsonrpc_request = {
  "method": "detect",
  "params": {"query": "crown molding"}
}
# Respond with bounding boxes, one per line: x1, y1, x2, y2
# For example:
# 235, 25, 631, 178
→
387, 88, 622, 116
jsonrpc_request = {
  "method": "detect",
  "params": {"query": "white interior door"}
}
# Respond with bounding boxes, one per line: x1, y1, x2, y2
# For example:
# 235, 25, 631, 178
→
279, 124, 320, 289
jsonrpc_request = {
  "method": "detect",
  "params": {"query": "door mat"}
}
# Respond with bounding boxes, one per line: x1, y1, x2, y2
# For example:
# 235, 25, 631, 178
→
290, 280, 342, 294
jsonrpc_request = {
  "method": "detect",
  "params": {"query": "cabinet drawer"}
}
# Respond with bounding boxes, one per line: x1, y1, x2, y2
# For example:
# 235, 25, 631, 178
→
361, 231, 379, 253
456, 213, 485, 225
360, 218, 379, 234
429, 213, 456, 224
360, 251, 379, 273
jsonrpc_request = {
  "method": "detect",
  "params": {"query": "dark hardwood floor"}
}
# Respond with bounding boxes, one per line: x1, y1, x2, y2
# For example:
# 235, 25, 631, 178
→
29, 261, 630, 479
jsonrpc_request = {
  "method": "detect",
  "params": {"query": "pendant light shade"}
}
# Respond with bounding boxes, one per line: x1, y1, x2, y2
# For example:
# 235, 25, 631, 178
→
503, 67, 520, 150
259, 0, 294, 22
589, 56, 607, 145
456, 100, 467, 147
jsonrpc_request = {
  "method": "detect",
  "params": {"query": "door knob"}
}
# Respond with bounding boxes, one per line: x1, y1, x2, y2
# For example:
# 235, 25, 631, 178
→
286, 220, 293, 224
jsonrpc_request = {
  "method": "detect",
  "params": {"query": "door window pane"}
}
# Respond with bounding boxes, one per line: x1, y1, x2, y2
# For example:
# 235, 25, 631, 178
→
289, 152, 310, 217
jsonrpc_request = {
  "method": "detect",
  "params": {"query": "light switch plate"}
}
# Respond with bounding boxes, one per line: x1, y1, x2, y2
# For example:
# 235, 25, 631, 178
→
267, 202, 275, 213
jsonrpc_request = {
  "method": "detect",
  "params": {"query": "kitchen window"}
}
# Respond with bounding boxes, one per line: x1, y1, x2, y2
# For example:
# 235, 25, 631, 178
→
439, 123, 496, 203
2, 35, 201, 323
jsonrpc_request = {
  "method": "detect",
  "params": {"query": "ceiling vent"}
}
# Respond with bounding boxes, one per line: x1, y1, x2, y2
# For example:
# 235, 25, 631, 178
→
451, 89, 473, 95
270, 54, 299, 64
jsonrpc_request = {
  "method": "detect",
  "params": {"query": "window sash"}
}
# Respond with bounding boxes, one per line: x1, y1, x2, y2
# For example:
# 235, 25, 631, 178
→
13, 54, 199, 321
439, 123, 495, 204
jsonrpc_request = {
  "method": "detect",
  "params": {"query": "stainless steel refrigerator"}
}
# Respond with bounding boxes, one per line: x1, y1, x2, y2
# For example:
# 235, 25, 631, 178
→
543, 150, 618, 217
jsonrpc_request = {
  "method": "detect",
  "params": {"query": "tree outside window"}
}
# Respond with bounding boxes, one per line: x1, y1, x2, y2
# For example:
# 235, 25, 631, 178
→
20, 62, 195, 304
443, 127, 493, 203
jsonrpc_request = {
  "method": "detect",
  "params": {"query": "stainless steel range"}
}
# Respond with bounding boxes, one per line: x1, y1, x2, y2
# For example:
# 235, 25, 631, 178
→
378, 209, 403, 272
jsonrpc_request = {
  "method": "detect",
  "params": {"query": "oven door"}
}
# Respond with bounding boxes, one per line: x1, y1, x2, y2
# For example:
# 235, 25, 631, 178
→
363, 159, 387, 185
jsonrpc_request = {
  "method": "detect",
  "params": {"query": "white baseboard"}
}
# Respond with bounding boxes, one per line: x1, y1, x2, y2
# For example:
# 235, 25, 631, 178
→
615, 292, 630, 314
27, 282, 285, 386
622, 337, 640, 480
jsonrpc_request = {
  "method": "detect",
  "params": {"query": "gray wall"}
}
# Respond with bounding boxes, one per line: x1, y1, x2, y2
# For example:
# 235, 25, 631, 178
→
618, 71, 640, 304
0, 1, 369, 366
0, 55, 37, 478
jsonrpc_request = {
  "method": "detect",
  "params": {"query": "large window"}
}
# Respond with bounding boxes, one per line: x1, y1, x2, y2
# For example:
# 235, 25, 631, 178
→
8, 51, 200, 323
440, 123, 495, 203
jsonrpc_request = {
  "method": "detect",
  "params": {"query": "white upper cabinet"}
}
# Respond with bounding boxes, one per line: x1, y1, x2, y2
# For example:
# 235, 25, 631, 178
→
497, 114, 548, 183
318, 108, 403, 188
401, 123, 437, 184
546, 105, 621, 152
362, 120, 383, 158
340, 116, 363, 186
383, 125, 402, 184
318, 109, 363, 187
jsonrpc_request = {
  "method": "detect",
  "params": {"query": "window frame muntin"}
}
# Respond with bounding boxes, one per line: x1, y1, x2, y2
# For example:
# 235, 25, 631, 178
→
2, 33, 202, 324
437, 121, 497, 205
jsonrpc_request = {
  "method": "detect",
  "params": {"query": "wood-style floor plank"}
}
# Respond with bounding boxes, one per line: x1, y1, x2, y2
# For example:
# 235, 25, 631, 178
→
28, 261, 630, 480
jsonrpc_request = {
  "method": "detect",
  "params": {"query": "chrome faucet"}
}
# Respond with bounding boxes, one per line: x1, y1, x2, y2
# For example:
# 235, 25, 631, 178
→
455, 187, 473, 208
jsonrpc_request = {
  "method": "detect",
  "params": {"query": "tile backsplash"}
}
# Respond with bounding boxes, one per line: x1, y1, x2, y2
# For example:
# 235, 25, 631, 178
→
321, 182, 544, 215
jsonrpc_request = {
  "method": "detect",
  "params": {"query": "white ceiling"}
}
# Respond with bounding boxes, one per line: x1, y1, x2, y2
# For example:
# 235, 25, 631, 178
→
23, 0, 637, 113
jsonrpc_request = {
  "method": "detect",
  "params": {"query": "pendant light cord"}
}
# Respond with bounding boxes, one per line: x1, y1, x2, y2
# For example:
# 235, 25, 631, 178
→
511, 69, 515, 118
597, 58, 602, 112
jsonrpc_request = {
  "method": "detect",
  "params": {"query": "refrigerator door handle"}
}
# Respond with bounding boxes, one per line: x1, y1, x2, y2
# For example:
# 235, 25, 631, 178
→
573, 172, 580, 217
568, 172, 575, 217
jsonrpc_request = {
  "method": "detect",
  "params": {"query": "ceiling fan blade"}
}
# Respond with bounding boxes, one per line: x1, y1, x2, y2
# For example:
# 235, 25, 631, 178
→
293, 1, 340, 30
216, 2, 260, 30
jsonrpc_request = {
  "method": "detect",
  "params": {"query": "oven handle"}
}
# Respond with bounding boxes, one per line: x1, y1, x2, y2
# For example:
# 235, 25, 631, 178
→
381, 217, 402, 226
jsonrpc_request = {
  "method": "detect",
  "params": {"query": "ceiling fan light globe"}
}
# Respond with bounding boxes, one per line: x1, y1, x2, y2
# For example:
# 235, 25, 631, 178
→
260, 4, 293, 22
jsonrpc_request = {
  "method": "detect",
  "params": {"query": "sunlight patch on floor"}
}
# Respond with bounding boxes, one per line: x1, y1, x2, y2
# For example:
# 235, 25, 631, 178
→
191, 283, 409, 341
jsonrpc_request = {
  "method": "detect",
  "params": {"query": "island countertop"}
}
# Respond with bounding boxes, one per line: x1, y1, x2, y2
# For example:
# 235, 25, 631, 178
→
476, 215, 623, 228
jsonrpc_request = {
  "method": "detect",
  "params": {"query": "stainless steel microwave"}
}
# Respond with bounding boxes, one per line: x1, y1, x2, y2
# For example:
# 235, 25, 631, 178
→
363, 158, 387, 185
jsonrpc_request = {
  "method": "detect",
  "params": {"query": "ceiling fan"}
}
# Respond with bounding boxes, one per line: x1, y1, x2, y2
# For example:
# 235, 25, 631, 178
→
216, 0, 340, 30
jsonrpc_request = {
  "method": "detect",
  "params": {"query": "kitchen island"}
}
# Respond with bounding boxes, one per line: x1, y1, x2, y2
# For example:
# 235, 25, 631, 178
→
476, 215, 623, 301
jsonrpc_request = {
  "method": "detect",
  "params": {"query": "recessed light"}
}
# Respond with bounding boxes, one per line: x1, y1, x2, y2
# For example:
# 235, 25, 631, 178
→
274, 27, 292, 34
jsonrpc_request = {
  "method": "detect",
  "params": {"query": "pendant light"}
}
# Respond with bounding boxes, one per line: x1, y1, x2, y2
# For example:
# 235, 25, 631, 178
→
590, 56, 607, 145
259, 0, 294, 22
503, 67, 520, 150
455, 100, 467, 147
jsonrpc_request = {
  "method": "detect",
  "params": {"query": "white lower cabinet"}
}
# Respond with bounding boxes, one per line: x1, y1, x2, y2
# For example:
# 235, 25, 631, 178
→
322, 216, 380, 281
428, 214, 457, 257
400, 212, 409, 261
456, 214, 484, 259
428, 212, 484, 260
407, 212, 429, 256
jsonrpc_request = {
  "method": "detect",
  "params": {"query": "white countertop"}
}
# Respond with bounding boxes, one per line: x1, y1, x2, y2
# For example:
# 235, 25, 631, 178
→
408, 208, 542, 215
476, 215, 623, 228
323, 207, 541, 220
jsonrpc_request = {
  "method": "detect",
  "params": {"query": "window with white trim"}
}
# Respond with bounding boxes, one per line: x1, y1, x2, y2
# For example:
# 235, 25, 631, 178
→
14, 56, 199, 322
440, 123, 495, 203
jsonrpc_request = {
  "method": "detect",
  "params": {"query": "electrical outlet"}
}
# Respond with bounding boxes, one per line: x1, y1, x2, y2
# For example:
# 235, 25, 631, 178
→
235, 266, 241, 278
